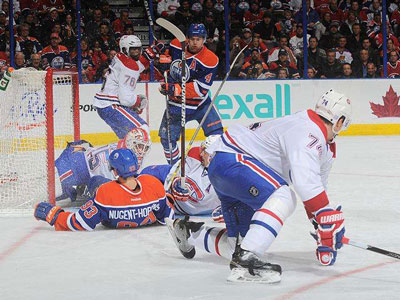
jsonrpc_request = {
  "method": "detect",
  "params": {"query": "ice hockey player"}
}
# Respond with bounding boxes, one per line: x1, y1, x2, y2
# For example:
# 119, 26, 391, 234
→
159, 23, 223, 165
35, 149, 174, 231
141, 135, 221, 216
55, 127, 151, 202
166, 89, 351, 283
93, 35, 164, 138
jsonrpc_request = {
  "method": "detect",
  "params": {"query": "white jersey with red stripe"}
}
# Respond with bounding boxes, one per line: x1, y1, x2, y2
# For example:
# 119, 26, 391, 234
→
207, 110, 335, 209
167, 147, 220, 215
93, 53, 149, 108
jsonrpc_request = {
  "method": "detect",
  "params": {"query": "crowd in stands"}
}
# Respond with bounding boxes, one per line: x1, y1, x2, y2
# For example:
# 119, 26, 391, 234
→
1, 0, 400, 81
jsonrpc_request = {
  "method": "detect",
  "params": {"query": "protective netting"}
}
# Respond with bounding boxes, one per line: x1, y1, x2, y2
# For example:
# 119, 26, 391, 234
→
0, 69, 77, 214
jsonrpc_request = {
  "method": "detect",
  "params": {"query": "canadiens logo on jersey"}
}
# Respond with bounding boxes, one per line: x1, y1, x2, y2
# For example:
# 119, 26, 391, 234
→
170, 59, 191, 81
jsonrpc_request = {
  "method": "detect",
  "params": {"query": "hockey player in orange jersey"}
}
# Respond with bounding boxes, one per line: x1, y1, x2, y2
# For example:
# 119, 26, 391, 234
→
34, 149, 174, 231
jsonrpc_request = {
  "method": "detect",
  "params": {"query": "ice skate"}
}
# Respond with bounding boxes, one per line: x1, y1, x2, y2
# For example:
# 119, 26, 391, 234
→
166, 216, 203, 259
228, 245, 282, 283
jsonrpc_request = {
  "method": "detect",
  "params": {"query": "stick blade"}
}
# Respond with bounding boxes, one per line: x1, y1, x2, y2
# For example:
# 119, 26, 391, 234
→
156, 18, 186, 42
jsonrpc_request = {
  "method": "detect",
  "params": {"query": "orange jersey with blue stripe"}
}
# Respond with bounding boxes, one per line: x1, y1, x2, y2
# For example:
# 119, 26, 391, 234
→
167, 38, 219, 114
53, 174, 174, 231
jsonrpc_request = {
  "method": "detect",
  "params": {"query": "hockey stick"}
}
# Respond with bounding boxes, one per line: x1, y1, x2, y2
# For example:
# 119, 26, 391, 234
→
143, 0, 158, 42
164, 71, 173, 165
164, 44, 249, 190
342, 237, 400, 260
155, 18, 187, 186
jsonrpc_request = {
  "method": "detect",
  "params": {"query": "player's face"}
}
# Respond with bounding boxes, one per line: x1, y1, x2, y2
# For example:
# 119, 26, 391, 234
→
200, 147, 211, 167
129, 47, 141, 60
188, 36, 205, 54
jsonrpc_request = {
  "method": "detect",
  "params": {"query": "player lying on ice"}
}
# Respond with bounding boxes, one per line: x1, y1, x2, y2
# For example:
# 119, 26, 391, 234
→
35, 149, 174, 231
141, 135, 222, 217
166, 89, 351, 283
55, 127, 151, 202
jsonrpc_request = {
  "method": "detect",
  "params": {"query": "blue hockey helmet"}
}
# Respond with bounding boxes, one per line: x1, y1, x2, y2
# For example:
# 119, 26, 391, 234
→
109, 148, 139, 179
187, 23, 207, 39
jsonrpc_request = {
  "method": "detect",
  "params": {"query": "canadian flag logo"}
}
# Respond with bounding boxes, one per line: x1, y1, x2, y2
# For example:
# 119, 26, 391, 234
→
370, 85, 400, 118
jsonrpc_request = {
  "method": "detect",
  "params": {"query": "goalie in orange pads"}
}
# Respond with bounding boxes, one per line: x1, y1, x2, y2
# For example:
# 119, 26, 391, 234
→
34, 149, 174, 231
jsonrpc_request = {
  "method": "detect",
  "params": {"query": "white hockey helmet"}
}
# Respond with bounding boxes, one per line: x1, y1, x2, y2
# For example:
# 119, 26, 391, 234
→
123, 128, 151, 167
315, 89, 352, 134
201, 135, 220, 149
119, 35, 142, 55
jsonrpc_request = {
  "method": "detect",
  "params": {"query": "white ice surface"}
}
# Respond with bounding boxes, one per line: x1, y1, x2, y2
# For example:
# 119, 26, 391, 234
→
1, 136, 400, 300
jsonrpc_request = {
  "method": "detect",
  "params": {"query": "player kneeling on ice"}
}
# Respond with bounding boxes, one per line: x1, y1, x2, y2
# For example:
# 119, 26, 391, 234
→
166, 89, 350, 283
35, 149, 174, 231
93, 34, 164, 138
141, 135, 222, 217
55, 127, 151, 202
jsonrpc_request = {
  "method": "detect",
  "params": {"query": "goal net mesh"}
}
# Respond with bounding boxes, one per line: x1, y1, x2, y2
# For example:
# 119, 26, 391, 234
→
0, 69, 78, 215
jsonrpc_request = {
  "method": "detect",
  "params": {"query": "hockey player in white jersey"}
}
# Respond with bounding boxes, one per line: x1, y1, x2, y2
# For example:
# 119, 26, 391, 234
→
141, 135, 221, 216
167, 89, 351, 283
93, 35, 164, 138
55, 128, 151, 201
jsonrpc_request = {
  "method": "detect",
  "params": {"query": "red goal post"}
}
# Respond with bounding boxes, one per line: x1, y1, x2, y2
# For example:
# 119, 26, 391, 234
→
0, 68, 80, 214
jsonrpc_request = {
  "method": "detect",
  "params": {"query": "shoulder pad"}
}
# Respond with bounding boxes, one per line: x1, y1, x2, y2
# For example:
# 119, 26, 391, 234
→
116, 53, 139, 71
194, 47, 219, 68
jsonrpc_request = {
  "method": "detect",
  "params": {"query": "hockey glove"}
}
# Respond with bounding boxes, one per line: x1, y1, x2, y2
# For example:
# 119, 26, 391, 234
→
159, 83, 181, 97
313, 206, 345, 266
132, 94, 148, 114
171, 178, 190, 202
143, 42, 165, 61
34, 202, 64, 226
212, 205, 224, 223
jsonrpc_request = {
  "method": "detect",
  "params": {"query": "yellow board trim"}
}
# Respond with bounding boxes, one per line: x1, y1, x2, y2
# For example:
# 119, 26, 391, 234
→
82, 123, 400, 146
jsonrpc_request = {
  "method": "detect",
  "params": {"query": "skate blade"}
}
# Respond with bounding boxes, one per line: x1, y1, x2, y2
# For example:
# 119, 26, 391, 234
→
227, 268, 281, 284
165, 218, 195, 259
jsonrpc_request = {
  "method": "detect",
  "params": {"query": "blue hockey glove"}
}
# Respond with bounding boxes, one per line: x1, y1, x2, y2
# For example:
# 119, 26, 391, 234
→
34, 202, 64, 226
171, 178, 190, 202
159, 83, 180, 97
313, 206, 345, 266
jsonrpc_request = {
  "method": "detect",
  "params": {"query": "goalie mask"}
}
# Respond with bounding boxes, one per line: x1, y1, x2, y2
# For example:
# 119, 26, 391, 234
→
122, 128, 151, 167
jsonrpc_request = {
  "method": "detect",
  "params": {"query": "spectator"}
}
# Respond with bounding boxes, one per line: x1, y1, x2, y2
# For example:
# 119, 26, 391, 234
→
23, 10, 41, 39
359, 37, 379, 67
123, 23, 134, 35
229, 35, 245, 78
44, 1, 66, 15
14, 51, 25, 69
15, 23, 42, 54
91, 39, 107, 70
386, 50, 400, 78
41, 32, 71, 69
214, 0, 224, 14
275, 7, 295, 38
340, 11, 360, 37
229, 0, 244, 37
320, 11, 332, 35
41, 7, 60, 43
307, 66, 317, 78
366, 61, 379, 78
335, 36, 353, 63
157, 0, 180, 20
346, 23, 366, 54
381, 38, 400, 59
100, 1, 116, 24
268, 35, 296, 65
86, 8, 103, 38
240, 27, 253, 48
277, 67, 289, 79
0, 50, 9, 72
27, 53, 43, 70
319, 0, 345, 23
252, 61, 275, 79
269, 49, 300, 78
203, 0, 220, 20
298, 36, 326, 75
319, 21, 342, 50
203, 11, 219, 53
175, 0, 194, 33
243, 0, 263, 30
246, 35, 268, 61
351, 49, 370, 78
98, 21, 117, 53
0, 27, 11, 52
289, 23, 311, 58
294, 0, 323, 39
95, 49, 116, 82
320, 48, 342, 78
0, 10, 7, 34
239, 48, 269, 79
254, 12, 277, 45
346, 0, 361, 20
339, 62, 354, 78
62, 13, 77, 52
71, 37, 95, 82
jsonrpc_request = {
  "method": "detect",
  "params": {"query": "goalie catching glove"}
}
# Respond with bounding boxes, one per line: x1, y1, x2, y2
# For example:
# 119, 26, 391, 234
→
313, 206, 345, 266
34, 202, 64, 226
143, 42, 165, 61
170, 177, 190, 202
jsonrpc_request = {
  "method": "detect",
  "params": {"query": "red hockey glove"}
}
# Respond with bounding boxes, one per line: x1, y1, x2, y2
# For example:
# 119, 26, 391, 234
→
170, 177, 190, 202
34, 202, 64, 226
143, 41, 165, 61
313, 206, 345, 266
132, 94, 148, 114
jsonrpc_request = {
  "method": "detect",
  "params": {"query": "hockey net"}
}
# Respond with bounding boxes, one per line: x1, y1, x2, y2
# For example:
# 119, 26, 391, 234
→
0, 69, 79, 215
